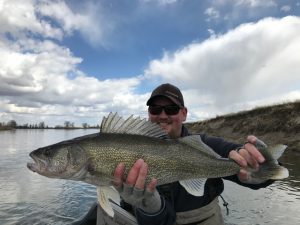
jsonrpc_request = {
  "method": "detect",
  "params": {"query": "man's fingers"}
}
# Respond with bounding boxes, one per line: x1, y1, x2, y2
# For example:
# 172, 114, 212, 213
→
239, 148, 259, 169
135, 162, 148, 190
245, 136, 265, 163
246, 135, 257, 144
114, 162, 125, 187
229, 150, 247, 167
146, 178, 158, 193
114, 159, 156, 192
126, 159, 144, 185
238, 169, 249, 182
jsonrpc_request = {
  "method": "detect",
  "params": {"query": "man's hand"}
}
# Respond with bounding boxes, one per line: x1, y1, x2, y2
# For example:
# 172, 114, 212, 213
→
113, 159, 162, 214
229, 135, 266, 182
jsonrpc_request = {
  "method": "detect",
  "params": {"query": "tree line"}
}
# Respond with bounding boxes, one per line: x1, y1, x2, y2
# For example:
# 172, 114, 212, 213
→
0, 120, 100, 130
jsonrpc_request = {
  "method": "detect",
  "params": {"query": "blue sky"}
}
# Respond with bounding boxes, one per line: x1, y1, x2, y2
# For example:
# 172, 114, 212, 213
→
0, 0, 300, 127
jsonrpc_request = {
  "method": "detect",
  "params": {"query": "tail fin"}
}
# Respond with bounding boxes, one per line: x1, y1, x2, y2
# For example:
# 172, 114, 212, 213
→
246, 140, 289, 184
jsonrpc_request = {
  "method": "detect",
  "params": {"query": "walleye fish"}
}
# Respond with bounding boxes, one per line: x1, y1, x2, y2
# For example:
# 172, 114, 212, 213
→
27, 112, 289, 217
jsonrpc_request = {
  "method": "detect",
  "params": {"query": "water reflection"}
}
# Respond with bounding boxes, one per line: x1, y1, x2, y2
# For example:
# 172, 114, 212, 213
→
277, 151, 300, 198
0, 129, 299, 225
0, 129, 98, 225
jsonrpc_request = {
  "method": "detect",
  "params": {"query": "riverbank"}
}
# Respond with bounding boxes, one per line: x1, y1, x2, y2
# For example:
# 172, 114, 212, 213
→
185, 100, 300, 152
0, 127, 99, 131
0, 127, 14, 131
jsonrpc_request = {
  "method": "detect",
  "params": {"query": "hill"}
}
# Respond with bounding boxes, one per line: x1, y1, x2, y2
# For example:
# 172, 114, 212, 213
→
185, 101, 300, 152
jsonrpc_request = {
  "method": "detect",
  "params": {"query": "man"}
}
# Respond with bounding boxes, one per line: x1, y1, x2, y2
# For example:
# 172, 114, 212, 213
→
112, 83, 272, 225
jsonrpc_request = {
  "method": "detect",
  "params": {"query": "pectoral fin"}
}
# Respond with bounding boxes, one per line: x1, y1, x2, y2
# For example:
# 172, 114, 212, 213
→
179, 178, 206, 196
97, 186, 120, 217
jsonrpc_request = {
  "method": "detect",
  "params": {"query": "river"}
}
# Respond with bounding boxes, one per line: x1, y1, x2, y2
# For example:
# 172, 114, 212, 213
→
0, 129, 299, 225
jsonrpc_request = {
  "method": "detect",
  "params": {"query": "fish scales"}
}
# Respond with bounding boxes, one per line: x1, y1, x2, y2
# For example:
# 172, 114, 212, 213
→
74, 132, 240, 186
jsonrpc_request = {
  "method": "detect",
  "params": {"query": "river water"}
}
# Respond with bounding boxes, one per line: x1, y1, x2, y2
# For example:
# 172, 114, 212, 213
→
0, 129, 299, 225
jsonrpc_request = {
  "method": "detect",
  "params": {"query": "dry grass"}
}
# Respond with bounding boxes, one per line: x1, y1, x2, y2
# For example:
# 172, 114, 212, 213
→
185, 101, 300, 152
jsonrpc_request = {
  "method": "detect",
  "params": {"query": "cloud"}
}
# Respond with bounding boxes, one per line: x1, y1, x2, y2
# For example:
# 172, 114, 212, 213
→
0, 0, 115, 48
204, 7, 220, 21
1, 1, 299, 126
234, 0, 277, 8
141, 0, 178, 5
0, 0, 144, 126
204, 0, 278, 24
37, 0, 113, 47
145, 16, 300, 118
280, 5, 291, 12
0, 35, 143, 125
0, 0, 63, 39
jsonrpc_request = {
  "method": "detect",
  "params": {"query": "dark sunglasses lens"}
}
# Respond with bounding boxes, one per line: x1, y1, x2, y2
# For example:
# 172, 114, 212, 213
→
149, 106, 163, 115
149, 105, 180, 115
164, 105, 180, 115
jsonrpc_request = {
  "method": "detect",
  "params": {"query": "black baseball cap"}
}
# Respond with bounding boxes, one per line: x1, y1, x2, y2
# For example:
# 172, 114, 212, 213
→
146, 83, 184, 107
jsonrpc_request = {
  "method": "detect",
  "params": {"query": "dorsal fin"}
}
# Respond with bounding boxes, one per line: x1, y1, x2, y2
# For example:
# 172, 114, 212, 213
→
100, 112, 169, 139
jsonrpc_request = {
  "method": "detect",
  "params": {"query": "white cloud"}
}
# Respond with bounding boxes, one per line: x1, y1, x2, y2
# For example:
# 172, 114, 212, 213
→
206, 0, 278, 23
0, 0, 113, 48
280, 5, 291, 12
0, 0, 143, 126
37, 0, 112, 47
204, 7, 220, 21
234, 0, 277, 8
1, 0, 299, 127
210, 0, 277, 8
141, 0, 178, 5
145, 16, 300, 118
0, 0, 63, 39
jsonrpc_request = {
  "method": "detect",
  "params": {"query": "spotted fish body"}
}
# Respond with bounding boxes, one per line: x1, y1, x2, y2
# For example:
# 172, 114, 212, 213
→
27, 112, 289, 192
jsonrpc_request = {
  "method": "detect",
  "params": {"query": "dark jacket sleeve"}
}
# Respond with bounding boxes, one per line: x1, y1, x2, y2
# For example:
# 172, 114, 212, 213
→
199, 133, 240, 158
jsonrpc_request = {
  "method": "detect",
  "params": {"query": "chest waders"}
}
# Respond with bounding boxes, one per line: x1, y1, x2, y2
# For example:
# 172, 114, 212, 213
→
96, 197, 223, 225
175, 198, 224, 225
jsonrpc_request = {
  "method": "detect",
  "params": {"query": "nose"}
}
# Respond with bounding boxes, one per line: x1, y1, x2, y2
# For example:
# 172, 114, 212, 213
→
158, 109, 168, 118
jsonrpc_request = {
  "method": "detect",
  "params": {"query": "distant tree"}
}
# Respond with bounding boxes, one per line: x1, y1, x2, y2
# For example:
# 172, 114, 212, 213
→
82, 123, 88, 129
38, 122, 45, 129
64, 121, 71, 128
7, 120, 17, 128
64, 121, 75, 128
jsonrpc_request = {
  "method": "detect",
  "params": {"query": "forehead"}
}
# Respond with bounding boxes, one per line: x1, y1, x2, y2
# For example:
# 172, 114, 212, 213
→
150, 96, 174, 105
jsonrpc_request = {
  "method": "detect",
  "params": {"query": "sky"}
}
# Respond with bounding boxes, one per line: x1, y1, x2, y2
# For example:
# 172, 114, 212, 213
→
0, 0, 300, 127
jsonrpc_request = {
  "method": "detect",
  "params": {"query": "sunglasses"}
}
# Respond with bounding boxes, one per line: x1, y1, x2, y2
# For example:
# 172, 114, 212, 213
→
148, 105, 182, 115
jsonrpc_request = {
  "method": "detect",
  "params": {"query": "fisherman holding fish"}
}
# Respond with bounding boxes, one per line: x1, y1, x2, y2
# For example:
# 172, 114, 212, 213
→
27, 83, 288, 225
109, 83, 285, 225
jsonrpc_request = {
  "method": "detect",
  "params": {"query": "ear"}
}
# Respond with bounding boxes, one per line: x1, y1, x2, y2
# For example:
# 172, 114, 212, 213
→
181, 107, 188, 122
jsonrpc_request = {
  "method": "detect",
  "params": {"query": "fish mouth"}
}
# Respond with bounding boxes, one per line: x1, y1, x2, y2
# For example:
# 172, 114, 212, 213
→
27, 153, 48, 174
